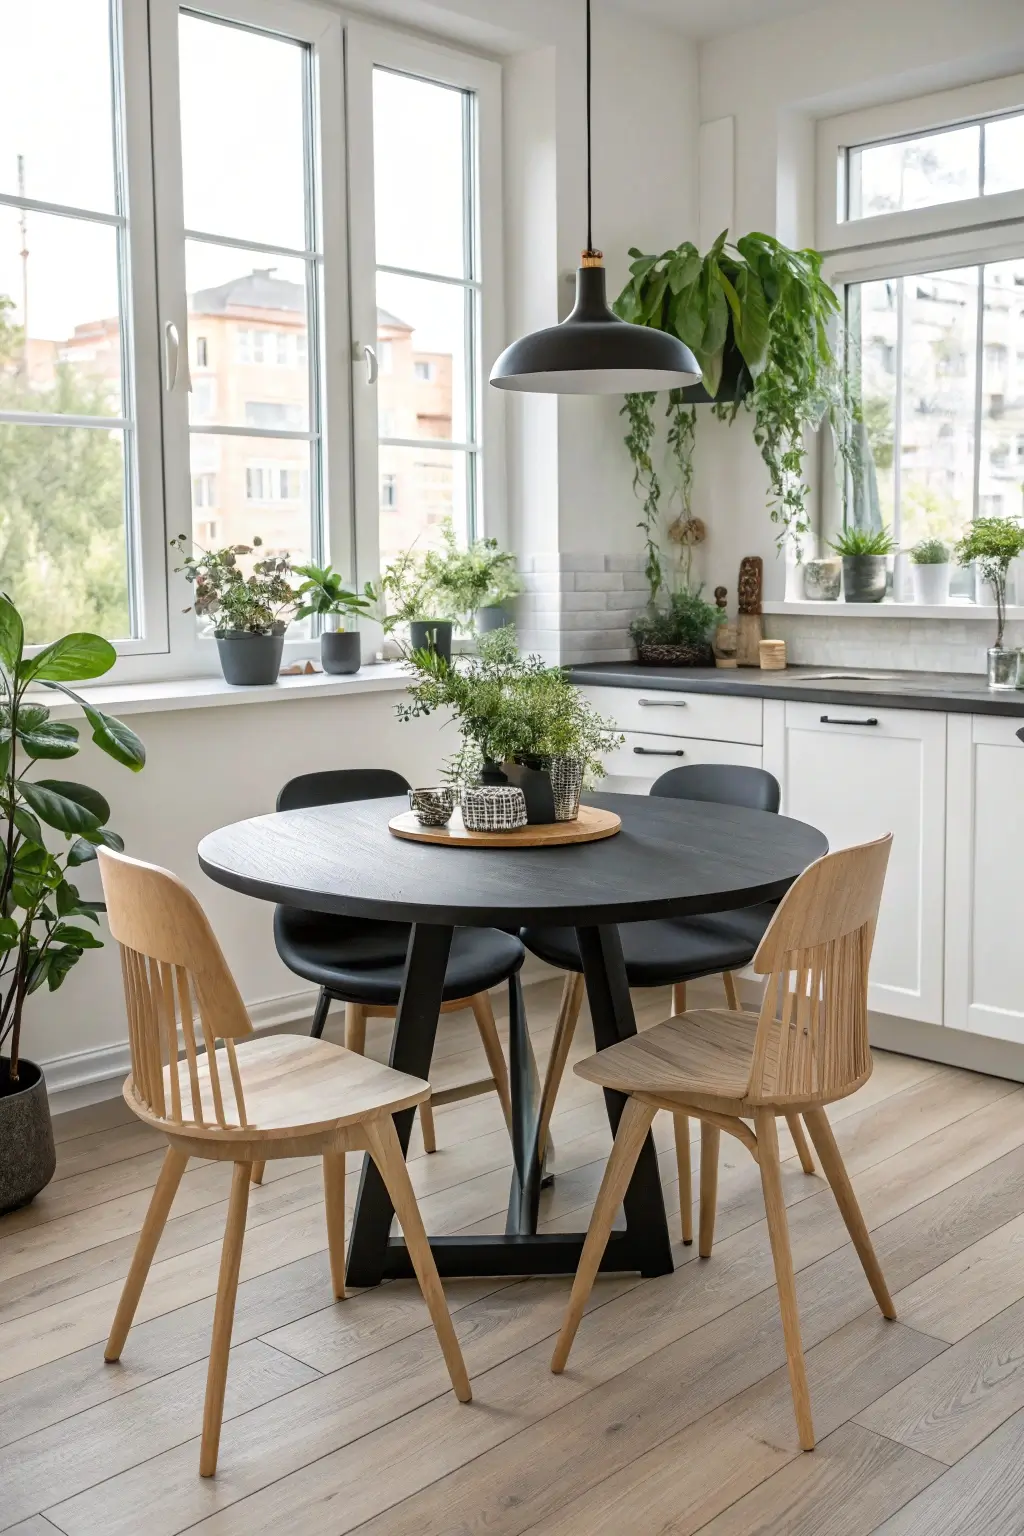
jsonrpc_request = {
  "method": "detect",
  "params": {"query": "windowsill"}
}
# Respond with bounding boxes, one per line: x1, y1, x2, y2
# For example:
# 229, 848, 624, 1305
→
31, 661, 412, 721
764, 600, 1024, 621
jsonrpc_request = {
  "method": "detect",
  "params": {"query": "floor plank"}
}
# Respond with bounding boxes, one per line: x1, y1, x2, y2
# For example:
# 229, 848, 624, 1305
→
873, 1403, 1024, 1535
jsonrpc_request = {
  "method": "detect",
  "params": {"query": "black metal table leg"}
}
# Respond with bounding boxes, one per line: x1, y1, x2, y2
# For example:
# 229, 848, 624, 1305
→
576, 923, 674, 1278
506, 971, 543, 1235
346, 922, 453, 1288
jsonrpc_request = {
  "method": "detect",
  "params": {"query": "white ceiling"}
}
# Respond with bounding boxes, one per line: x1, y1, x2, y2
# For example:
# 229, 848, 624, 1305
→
609, 0, 827, 41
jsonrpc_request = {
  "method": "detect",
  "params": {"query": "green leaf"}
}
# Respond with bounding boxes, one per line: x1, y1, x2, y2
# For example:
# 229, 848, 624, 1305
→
46, 947, 84, 991
628, 254, 659, 282
0, 597, 24, 676
66, 826, 124, 865
55, 880, 79, 917
12, 805, 43, 847
668, 250, 702, 295
0, 916, 19, 950
0, 737, 11, 782
22, 633, 116, 685
51, 923, 104, 949
731, 267, 771, 377
641, 270, 669, 325
18, 719, 80, 760
82, 706, 145, 771
18, 780, 106, 835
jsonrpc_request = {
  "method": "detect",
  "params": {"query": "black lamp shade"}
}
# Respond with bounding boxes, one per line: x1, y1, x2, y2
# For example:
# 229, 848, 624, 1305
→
490, 264, 701, 395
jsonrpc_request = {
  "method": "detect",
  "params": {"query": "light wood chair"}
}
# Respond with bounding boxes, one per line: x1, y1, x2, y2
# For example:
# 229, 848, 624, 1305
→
97, 848, 471, 1478
549, 835, 895, 1451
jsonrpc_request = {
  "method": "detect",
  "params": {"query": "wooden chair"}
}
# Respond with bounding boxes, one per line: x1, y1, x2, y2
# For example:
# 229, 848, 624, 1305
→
549, 835, 894, 1451
97, 848, 470, 1478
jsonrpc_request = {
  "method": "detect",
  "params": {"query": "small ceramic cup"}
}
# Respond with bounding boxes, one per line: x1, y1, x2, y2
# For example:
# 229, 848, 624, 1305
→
408, 786, 455, 827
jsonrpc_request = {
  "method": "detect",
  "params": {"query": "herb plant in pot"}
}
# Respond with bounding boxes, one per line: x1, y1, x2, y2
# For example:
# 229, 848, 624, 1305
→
629, 586, 723, 666
829, 525, 897, 603
171, 536, 295, 684
909, 538, 951, 606
0, 596, 146, 1213
428, 516, 523, 634
291, 563, 372, 675
369, 545, 453, 662
954, 518, 1024, 688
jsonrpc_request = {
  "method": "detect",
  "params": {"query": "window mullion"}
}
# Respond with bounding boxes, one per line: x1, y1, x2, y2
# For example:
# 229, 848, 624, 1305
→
893, 276, 904, 542
972, 263, 985, 519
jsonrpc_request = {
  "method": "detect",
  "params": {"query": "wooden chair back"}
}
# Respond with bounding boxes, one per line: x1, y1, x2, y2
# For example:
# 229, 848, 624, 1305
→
98, 848, 253, 1129
747, 835, 892, 1104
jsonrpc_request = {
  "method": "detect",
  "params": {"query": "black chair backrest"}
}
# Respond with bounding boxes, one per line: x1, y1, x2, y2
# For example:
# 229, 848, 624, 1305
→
277, 767, 411, 813
650, 763, 780, 814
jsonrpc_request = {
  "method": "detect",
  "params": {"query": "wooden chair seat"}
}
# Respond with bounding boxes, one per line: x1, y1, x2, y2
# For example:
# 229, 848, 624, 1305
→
574, 1007, 770, 1104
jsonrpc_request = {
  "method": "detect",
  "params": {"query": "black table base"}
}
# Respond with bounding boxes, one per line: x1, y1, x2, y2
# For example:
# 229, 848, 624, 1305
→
346, 921, 674, 1287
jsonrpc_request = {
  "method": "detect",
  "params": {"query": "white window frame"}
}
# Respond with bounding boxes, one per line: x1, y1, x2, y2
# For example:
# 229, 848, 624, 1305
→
345, 22, 505, 593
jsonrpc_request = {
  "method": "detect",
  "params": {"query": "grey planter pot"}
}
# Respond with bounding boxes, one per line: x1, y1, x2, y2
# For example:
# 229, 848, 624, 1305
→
476, 604, 511, 633
0, 1058, 56, 1215
504, 758, 556, 823
216, 633, 285, 685
408, 620, 453, 663
320, 630, 361, 675
842, 555, 888, 603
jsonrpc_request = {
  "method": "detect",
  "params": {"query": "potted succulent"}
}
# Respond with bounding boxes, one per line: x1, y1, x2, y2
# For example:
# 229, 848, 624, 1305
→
909, 538, 952, 606
954, 517, 1024, 688
368, 545, 452, 662
829, 525, 897, 603
427, 516, 523, 634
629, 585, 723, 666
0, 595, 145, 1214
291, 563, 372, 675
171, 536, 295, 685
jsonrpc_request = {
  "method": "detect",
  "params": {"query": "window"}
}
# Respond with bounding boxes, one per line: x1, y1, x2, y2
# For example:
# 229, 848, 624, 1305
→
192, 471, 217, 508
195, 335, 208, 367
380, 472, 397, 508
246, 463, 306, 502
846, 112, 1024, 224
414, 359, 435, 382
244, 400, 305, 429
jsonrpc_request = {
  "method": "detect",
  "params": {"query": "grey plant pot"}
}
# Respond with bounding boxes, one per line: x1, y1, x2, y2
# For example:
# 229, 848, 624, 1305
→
842, 555, 888, 603
216, 633, 285, 685
504, 759, 556, 823
408, 620, 453, 663
320, 630, 361, 675
0, 1058, 56, 1215
476, 604, 510, 633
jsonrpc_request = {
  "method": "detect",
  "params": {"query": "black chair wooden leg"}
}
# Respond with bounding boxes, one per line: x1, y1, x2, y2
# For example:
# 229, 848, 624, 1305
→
309, 988, 331, 1039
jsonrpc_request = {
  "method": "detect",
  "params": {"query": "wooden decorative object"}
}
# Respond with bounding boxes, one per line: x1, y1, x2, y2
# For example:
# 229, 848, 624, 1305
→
712, 585, 738, 669
759, 639, 787, 671
737, 556, 763, 613
736, 555, 764, 668
389, 803, 621, 848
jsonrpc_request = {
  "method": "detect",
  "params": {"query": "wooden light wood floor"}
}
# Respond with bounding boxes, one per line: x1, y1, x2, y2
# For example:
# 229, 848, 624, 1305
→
4, 975, 1024, 1535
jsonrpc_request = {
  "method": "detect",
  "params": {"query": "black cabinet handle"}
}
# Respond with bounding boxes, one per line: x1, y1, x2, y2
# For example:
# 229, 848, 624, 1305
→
820, 715, 879, 727
1017, 727, 1024, 745
633, 746, 685, 757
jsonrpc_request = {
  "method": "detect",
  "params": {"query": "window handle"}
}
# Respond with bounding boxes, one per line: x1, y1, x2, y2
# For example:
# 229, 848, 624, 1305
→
820, 715, 879, 726
163, 321, 180, 392
638, 697, 687, 708
633, 746, 685, 757
353, 341, 378, 385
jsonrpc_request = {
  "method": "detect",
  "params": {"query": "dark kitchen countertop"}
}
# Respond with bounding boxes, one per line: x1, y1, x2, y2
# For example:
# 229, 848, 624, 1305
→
569, 662, 1024, 718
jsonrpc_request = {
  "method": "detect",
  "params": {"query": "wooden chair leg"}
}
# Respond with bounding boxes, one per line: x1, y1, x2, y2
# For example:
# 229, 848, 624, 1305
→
551, 1097, 657, 1374
323, 1150, 347, 1300
469, 990, 514, 1135
803, 1107, 895, 1320
537, 972, 585, 1161
345, 1002, 367, 1055
418, 1096, 437, 1153
105, 1146, 188, 1362
673, 1113, 693, 1244
250, 1161, 265, 1185
199, 1161, 251, 1477
755, 1109, 815, 1451
722, 970, 739, 1010
363, 1116, 471, 1403
786, 1113, 816, 1175
698, 1121, 720, 1258
672, 981, 687, 1015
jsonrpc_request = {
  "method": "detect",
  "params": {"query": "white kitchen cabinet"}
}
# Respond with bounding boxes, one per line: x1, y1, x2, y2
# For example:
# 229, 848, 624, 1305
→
599, 731, 762, 794
763, 699, 947, 1025
944, 713, 1024, 1043
578, 685, 764, 794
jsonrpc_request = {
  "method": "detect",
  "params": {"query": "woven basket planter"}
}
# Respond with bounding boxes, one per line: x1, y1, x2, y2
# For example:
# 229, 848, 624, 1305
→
461, 785, 528, 832
635, 642, 714, 667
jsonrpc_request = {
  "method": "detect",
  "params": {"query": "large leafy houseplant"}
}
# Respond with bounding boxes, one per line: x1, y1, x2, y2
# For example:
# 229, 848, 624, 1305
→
0, 596, 145, 1082
616, 231, 855, 574
170, 535, 295, 634
426, 517, 523, 632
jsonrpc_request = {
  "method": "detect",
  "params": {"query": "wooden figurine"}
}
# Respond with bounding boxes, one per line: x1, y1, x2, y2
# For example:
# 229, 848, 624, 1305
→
712, 586, 738, 668
735, 556, 764, 668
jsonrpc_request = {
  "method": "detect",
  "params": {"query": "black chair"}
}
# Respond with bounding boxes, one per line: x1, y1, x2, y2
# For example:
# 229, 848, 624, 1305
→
521, 763, 815, 1245
273, 768, 522, 1153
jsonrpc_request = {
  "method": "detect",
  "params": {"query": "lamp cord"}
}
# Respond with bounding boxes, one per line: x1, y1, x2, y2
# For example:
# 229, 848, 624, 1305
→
585, 0, 593, 254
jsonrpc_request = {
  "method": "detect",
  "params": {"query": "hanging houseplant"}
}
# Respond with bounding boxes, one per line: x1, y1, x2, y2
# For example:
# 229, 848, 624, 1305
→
615, 231, 857, 565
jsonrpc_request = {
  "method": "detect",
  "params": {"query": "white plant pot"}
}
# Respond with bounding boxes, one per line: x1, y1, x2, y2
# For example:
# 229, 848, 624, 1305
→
974, 564, 997, 606
911, 563, 951, 605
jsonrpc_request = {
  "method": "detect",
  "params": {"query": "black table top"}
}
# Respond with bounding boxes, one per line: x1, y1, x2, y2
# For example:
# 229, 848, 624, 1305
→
198, 792, 828, 928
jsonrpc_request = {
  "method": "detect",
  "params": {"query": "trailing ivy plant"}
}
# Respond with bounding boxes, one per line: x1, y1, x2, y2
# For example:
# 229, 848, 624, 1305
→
0, 596, 146, 1082
615, 231, 857, 572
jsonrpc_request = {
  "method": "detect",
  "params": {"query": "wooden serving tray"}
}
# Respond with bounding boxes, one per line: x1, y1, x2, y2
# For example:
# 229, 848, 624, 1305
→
388, 803, 621, 848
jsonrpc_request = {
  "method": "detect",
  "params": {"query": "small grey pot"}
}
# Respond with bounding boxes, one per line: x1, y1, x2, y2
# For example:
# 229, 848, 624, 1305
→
408, 620, 453, 663
842, 555, 888, 603
216, 633, 285, 685
802, 557, 842, 602
476, 604, 511, 633
321, 630, 361, 674
0, 1058, 56, 1215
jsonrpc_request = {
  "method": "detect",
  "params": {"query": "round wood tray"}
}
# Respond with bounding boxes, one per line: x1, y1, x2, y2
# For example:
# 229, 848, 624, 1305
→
388, 802, 622, 848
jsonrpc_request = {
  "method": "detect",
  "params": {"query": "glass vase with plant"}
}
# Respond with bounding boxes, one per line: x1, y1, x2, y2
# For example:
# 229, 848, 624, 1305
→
909, 537, 951, 607
292, 562, 373, 675
829, 524, 897, 604
0, 594, 145, 1213
170, 535, 295, 685
954, 518, 1024, 687
629, 586, 723, 666
425, 517, 523, 634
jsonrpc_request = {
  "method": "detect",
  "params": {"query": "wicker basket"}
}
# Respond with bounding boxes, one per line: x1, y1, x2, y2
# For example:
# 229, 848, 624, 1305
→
549, 756, 585, 821
635, 642, 715, 667
460, 785, 528, 832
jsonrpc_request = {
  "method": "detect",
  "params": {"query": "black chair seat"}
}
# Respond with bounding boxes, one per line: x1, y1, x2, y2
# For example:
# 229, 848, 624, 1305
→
275, 908, 525, 1006
521, 902, 776, 989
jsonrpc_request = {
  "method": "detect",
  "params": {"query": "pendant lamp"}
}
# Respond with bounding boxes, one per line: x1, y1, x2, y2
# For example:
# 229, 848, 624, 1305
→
489, 0, 701, 396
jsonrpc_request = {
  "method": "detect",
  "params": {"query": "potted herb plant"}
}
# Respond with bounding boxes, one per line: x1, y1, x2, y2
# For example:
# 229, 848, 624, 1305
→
291, 563, 372, 675
954, 518, 1024, 688
629, 586, 723, 666
829, 525, 897, 603
0, 595, 145, 1214
426, 516, 523, 634
171, 536, 295, 685
909, 538, 951, 606
367, 545, 452, 662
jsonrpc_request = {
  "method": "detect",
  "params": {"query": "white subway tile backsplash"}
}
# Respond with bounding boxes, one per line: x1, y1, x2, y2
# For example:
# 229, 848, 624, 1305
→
574, 571, 625, 592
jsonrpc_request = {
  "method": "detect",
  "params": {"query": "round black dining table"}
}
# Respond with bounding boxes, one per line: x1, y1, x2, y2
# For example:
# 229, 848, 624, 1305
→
198, 791, 827, 1289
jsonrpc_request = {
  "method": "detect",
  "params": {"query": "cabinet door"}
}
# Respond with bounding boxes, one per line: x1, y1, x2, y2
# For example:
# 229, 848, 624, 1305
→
767, 702, 947, 1024
599, 732, 762, 795
578, 686, 763, 744
945, 714, 1024, 1043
